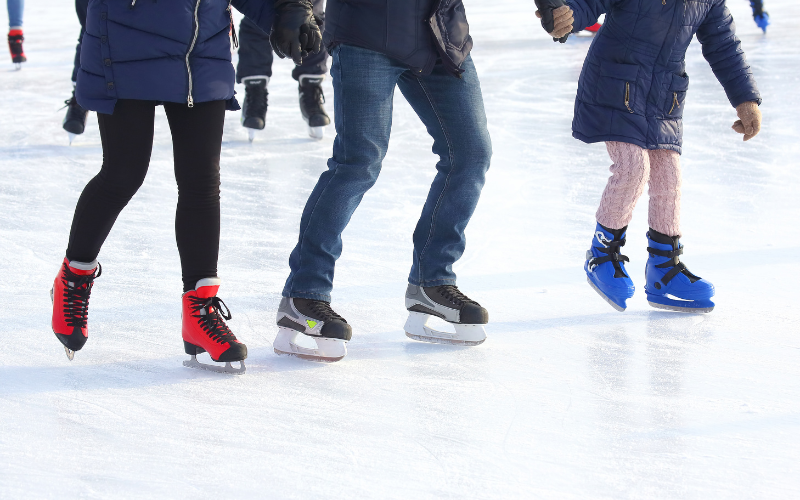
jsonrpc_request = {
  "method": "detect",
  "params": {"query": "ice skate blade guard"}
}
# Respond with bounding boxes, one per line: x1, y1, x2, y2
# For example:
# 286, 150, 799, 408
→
404, 312, 486, 346
586, 276, 627, 312
183, 355, 246, 374
273, 327, 347, 362
646, 293, 714, 314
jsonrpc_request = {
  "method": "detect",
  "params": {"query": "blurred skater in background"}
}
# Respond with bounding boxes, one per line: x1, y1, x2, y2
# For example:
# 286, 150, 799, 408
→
236, 0, 330, 141
62, 0, 88, 143
750, 0, 770, 33
535, 0, 762, 313
7, 0, 25, 68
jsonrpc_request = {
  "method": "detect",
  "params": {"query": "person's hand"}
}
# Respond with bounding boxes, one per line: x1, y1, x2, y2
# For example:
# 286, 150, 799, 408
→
270, 0, 322, 65
732, 101, 762, 141
534, 0, 574, 43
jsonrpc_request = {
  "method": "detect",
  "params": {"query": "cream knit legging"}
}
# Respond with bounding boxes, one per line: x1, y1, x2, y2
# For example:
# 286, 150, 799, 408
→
595, 141, 681, 236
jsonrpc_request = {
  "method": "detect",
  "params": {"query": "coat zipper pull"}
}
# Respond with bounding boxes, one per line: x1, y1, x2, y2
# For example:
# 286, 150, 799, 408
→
662, 0, 666, 5
624, 82, 634, 113
669, 92, 679, 114
187, 95, 194, 108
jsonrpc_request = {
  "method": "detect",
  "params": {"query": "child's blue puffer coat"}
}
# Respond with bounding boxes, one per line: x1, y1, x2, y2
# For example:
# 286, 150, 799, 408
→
77, 0, 275, 114
566, 0, 761, 154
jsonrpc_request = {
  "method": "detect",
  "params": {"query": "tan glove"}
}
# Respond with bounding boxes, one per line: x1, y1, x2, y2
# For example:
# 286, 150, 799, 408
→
732, 101, 761, 141
535, 6, 574, 39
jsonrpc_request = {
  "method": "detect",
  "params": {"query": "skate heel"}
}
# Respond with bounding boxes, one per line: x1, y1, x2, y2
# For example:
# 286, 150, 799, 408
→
183, 340, 206, 355
404, 312, 486, 346
273, 327, 347, 363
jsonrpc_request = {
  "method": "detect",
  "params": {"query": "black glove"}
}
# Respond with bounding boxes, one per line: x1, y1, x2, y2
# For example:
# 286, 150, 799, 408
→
270, 0, 322, 65
534, 0, 571, 43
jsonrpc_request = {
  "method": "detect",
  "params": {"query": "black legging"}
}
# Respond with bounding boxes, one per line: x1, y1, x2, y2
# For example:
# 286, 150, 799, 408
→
66, 99, 226, 291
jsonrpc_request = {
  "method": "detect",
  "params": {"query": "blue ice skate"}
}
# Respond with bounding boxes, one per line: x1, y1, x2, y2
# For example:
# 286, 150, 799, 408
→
751, 0, 770, 33
585, 223, 635, 312
645, 229, 715, 313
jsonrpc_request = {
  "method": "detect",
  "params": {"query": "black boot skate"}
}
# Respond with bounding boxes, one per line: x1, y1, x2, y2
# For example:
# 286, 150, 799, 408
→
241, 76, 268, 142
63, 90, 89, 144
298, 75, 330, 140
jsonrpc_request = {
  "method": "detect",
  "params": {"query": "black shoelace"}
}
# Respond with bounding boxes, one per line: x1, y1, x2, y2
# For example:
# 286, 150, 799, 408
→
244, 86, 268, 118
62, 94, 85, 113
188, 296, 237, 344
589, 238, 630, 278
647, 244, 700, 285
300, 84, 325, 111
435, 285, 479, 307
307, 300, 346, 323
61, 263, 101, 329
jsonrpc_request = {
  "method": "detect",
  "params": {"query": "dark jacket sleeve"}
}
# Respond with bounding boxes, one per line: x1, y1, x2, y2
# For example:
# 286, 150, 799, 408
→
231, 0, 275, 34
566, 0, 614, 32
696, 0, 761, 107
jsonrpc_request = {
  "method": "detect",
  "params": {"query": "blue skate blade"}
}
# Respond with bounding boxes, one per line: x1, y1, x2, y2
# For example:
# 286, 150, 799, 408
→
646, 293, 714, 313
586, 276, 627, 312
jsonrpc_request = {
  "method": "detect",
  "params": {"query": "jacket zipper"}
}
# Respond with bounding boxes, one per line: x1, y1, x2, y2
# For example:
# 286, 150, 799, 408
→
669, 92, 680, 114
186, 0, 202, 107
624, 82, 633, 113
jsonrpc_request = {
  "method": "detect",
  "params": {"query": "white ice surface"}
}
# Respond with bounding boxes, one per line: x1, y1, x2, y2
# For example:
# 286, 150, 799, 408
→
1, 1, 799, 498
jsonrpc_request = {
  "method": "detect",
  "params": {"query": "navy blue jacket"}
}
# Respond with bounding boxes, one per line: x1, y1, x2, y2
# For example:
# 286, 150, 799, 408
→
77, 0, 275, 114
567, 0, 761, 153
324, 0, 472, 76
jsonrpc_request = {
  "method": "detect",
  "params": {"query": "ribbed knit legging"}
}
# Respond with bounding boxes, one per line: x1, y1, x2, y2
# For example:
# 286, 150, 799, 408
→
595, 141, 681, 236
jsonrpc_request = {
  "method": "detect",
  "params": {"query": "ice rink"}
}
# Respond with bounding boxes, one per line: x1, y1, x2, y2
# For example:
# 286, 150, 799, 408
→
1, 1, 798, 498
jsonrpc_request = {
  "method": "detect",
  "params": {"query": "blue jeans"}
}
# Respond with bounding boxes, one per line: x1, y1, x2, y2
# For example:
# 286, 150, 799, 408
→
7, 0, 23, 28
283, 44, 492, 301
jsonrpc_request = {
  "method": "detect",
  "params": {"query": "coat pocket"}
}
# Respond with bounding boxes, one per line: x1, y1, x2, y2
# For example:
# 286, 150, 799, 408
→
665, 72, 689, 118
594, 61, 640, 114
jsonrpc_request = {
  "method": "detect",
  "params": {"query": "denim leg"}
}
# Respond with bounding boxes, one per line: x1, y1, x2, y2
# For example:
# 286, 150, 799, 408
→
396, 56, 492, 286
7, 0, 23, 28
282, 45, 404, 301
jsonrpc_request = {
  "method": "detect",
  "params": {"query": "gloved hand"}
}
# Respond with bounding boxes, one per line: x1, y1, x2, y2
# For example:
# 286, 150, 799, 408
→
732, 101, 762, 141
535, 0, 574, 43
270, 0, 322, 65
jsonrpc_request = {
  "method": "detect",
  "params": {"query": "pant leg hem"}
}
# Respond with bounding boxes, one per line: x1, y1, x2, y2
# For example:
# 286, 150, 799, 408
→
282, 290, 332, 302
413, 278, 457, 288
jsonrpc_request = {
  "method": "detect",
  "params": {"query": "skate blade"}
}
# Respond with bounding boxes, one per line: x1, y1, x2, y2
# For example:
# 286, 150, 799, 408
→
404, 312, 486, 346
68, 132, 76, 145
64, 346, 75, 361
586, 276, 627, 312
14, 63, 21, 71
247, 129, 256, 143
308, 126, 324, 140
183, 355, 246, 374
647, 301, 714, 314
273, 327, 347, 362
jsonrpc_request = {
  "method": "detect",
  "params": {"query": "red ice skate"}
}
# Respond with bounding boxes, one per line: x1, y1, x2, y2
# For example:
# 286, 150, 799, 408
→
51, 258, 101, 360
7, 29, 26, 68
585, 23, 602, 33
182, 278, 247, 374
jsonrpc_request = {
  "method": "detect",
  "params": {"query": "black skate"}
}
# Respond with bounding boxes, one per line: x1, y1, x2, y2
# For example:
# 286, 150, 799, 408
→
298, 75, 330, 140
274, 297, 351, 362
62, 90, 89, 144
404, 285, 488, 346
241, 76, 268, 142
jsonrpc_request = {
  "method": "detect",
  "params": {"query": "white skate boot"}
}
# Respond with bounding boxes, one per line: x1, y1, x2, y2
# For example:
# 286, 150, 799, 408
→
404, 285, 488, 346
274, 297, 351, 362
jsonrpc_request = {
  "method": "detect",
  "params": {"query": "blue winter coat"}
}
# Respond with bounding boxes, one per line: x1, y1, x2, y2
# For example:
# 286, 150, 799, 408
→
77, 0, 275, 115
566, 0, 761, 154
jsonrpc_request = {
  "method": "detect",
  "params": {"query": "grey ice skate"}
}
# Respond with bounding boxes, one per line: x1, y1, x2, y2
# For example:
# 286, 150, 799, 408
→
404, 285, 488, 346
274, 297, 352, 362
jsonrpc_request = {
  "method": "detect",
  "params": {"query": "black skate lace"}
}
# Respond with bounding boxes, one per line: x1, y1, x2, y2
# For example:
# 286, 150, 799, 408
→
588, 238, 630, 278
300, 83, 325, 110
188, 296, 238, 344
307, 300, 346, 323
61, 263, 101, 329
647, 240, 700, 285
435, 285, 479, 307
244, 85, 268, 118
60, 95, 84, 113
7, 33, 23, 57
